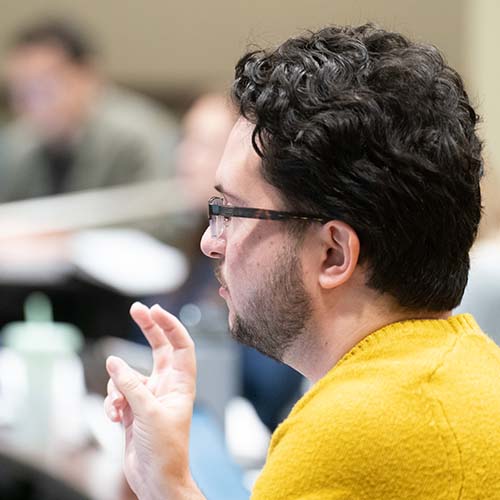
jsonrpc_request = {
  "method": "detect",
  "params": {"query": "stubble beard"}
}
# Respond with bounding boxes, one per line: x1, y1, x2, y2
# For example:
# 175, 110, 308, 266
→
221, 246, 312, 363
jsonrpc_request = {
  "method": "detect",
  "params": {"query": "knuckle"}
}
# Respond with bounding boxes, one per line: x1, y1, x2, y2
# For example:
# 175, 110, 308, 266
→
120, 376, 139, 393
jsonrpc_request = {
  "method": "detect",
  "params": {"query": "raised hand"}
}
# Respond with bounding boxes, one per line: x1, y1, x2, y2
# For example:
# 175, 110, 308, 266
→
104, 302, 205, 500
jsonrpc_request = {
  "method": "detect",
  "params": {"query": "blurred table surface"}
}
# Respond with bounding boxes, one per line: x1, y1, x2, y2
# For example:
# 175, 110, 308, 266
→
0, 430, 136, 500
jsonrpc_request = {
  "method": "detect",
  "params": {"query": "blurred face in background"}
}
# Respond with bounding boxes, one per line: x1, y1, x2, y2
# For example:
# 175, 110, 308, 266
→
4, 43, 97, 142
176, 95, 236, 212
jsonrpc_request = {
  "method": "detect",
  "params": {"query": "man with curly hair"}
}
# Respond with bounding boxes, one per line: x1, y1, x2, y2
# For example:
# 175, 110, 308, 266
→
104, 24, 500, 499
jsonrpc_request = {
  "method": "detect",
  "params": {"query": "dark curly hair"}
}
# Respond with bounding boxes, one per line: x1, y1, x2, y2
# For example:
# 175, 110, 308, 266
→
231, 23, 483, 312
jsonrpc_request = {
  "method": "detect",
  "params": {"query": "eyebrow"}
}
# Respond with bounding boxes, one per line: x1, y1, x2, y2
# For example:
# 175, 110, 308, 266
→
214, 184, 247, 206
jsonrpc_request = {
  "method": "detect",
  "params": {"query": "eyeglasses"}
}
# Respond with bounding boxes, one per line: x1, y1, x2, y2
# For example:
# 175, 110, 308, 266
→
208, 196, 329, 238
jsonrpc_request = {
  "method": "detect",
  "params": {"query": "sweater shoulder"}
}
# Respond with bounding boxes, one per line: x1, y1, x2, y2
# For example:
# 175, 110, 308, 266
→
254, 319, 500, 499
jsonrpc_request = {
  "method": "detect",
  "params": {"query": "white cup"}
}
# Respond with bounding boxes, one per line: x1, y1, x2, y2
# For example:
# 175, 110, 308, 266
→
1, 320, 85, 452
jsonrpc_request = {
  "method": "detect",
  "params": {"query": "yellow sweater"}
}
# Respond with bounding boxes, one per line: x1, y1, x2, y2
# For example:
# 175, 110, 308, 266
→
252, 314, 500, 499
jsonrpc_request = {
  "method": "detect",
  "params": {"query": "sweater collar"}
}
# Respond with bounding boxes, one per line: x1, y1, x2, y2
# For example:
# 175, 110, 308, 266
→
335, 313, 482, 369
284, 314, 483, 426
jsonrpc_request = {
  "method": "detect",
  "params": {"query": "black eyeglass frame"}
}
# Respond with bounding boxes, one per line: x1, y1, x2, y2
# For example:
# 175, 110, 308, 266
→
208, 196, 330, 237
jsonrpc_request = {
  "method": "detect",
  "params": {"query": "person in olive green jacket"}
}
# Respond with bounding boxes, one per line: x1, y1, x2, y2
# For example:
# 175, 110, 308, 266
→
0, 19, 177, 202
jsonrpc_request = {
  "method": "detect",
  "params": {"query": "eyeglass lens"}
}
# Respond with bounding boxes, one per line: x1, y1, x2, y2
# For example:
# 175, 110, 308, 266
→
209, 197, 225, 238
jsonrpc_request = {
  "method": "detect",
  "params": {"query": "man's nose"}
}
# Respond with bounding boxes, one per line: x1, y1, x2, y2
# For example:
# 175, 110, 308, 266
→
200, 226, 225, 259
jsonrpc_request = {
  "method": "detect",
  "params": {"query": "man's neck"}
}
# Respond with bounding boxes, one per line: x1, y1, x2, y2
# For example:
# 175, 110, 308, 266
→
284, 290, 450, 383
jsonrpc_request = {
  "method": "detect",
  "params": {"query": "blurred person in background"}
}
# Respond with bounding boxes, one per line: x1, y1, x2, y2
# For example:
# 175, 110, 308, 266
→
132, 94, 236, 338
0, 18, 180, 339
0, 18, 177, 201
105, 24, 500, 499
138, 93, 304, 432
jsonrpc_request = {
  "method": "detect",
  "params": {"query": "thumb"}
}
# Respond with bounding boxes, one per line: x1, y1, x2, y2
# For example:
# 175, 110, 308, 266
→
106, 356, 152, 415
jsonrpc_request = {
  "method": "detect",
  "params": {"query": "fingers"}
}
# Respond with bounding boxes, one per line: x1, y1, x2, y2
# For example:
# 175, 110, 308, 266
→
130, 302, 172, 373
105, 376, 125, 422
125, 302, 196, 399
105, 371, 149, 424
107, 378, 125, 408
104, 399, 121, 422
106, 356, 153, 417
150, 305, 196, 396
150, 304, 195, 351
130, 302, 170, 350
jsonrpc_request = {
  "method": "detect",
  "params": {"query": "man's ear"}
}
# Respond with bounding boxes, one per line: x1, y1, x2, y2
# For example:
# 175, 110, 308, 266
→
318, 221, 360, 289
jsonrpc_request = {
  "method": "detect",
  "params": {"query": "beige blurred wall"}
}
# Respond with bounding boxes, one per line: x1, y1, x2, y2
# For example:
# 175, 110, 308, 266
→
0, 0, 465, 90
463, 0, 500, 236
463, 0, 499, 167
0, 0, 497, 229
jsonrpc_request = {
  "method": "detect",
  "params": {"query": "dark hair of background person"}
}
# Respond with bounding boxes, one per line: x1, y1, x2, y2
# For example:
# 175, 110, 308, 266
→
231, 23, 483, 312
10, 18, 94, 63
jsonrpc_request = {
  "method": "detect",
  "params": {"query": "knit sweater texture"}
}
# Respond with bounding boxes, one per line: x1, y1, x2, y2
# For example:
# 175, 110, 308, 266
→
251, 314, 500, 499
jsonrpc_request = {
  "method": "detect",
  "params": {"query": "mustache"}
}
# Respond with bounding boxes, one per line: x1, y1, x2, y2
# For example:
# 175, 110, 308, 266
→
213, 261, 227, 288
